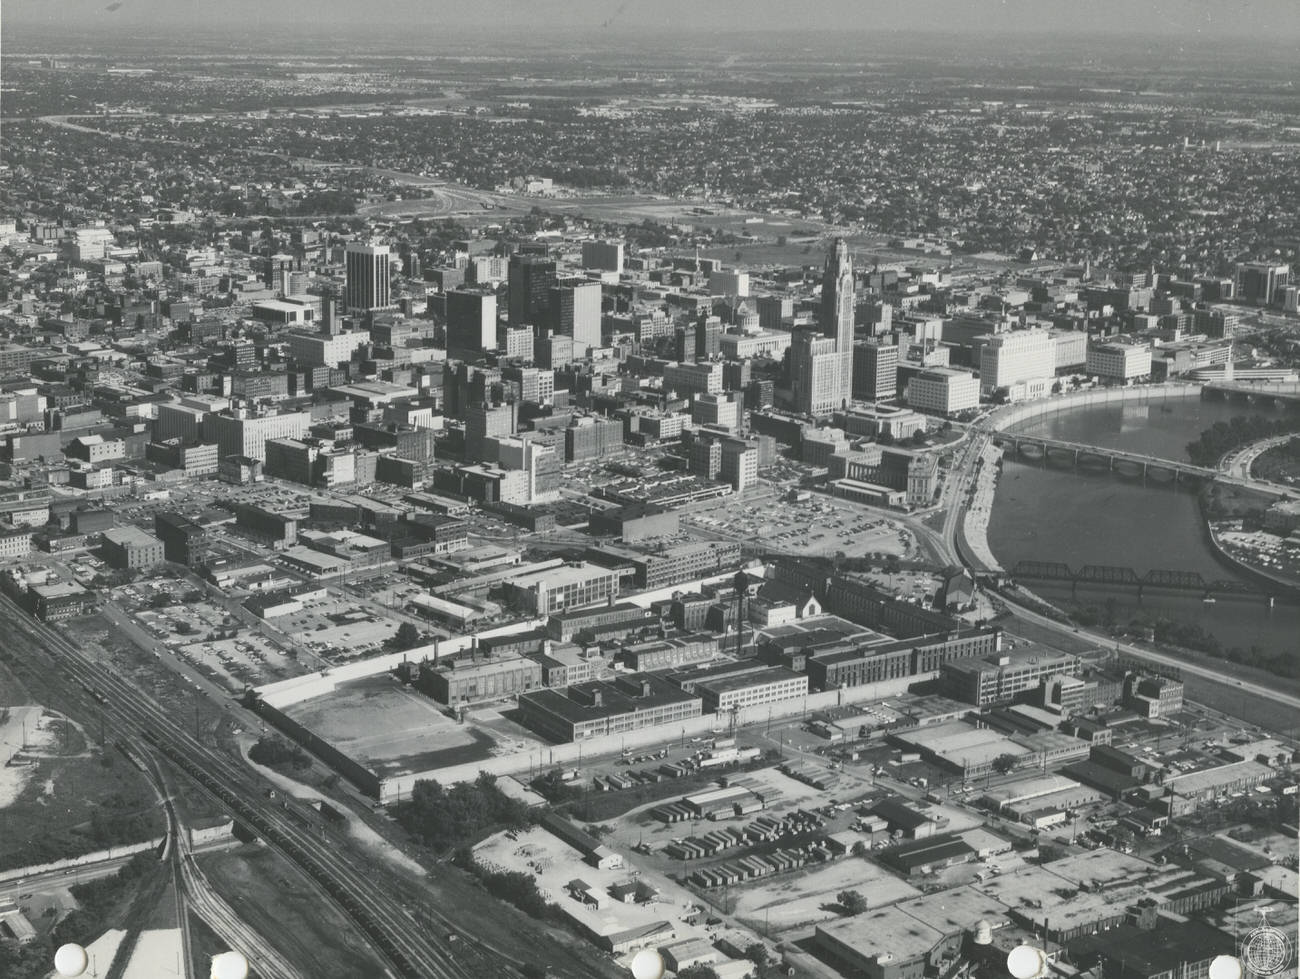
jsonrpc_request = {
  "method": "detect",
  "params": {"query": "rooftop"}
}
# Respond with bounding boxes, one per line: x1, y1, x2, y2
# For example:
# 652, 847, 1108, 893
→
817, 904, 945, 964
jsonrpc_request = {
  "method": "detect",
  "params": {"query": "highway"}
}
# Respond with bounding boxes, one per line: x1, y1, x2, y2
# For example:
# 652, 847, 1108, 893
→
994, 587, 1300, 713
0, 594, 502, 979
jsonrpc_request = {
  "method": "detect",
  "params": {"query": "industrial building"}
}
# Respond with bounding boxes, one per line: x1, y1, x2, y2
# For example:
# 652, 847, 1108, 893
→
503, 561, 624, 615
518, 673, 702, 742
101, 525, 165, 569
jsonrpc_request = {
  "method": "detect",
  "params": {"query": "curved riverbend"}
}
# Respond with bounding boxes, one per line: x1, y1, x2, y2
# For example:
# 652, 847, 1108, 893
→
981, 387, 1300, 660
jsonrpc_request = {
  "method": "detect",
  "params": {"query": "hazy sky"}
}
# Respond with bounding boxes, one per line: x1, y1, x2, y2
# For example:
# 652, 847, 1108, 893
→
6, 0, 1300, 42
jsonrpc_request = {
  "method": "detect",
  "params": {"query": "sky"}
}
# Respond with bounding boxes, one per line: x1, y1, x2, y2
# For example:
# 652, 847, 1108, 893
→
6, 0, 1300, 43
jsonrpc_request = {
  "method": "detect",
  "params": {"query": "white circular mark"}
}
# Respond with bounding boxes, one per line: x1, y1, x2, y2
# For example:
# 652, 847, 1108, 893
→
54, 943, 89, 977
1208, 955, 1244, 979
630, 947, 665, 979
211, 950, 250, 979
1007, 944, 1046, 979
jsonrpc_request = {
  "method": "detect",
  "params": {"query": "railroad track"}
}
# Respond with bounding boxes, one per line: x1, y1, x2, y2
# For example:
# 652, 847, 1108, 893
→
1, 596, 492, 979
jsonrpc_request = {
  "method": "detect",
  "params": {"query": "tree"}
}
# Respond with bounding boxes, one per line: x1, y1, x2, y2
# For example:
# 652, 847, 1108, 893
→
837, 889, 868, 915
992, 753, 1019, 775
677, 967, 720, 979
851, 841, 869, 858
392, 622, 421, 650
744, 943, 772, 968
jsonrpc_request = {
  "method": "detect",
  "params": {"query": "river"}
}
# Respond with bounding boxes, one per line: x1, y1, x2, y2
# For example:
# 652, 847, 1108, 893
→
986, 394, 1300, 659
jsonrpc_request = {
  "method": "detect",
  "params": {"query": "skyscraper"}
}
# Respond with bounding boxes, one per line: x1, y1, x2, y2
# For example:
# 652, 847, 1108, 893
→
445, 289, 498, 355
790, 330, 842, 417
509, 254, 557, 329
344, 241, 393, 315
548, 279, 602, 354
821, 238, 855, 407
853, 338, 898, 402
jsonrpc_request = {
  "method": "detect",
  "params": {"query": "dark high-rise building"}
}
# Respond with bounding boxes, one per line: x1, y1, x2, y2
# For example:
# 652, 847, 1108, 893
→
820, 238, 855, 407
853, 338, 898, 402
756, 295, 793, 331
344, 242, 392, 314
675, 325, 698, 364
445, 289, 498, 355
509, 254, 557, 328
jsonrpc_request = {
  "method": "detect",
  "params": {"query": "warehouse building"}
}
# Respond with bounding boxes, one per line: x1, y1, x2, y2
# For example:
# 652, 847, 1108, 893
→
695, 667, 808, 714
518, 673, 702, 742
504, 561, 625, 615
101, 526, 165, 569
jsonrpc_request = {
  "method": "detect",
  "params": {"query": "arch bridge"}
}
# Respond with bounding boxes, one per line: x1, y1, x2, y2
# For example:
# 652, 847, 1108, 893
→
991, 434, 1217, 483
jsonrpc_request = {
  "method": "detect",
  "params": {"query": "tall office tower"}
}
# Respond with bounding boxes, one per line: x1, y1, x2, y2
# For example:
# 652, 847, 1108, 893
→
344, 242, 393, 314
790, 330, 843, 417
1234, 262, 1291, 306
445, 289, 498, 355
697, 315, 722, 359
820, 238, 855, 407
548, 279, 602, 354
264, 253, 302, 290
853, 337, 898, 402
508, 254, 557, 328
320, 297, 340, 336
978, 329, 1055, 396
756, 295, 794, 331
581, 240, 624, 272
675, 324, 698, 364
464, 400, 518, 464
866, 301, 893, 336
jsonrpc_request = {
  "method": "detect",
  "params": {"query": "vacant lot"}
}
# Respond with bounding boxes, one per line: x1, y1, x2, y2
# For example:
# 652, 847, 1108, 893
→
286, 675, 496, 774
199, 844, 388, 978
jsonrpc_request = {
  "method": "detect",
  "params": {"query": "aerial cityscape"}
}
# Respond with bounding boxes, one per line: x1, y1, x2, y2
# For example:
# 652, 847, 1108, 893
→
1, 5, 1299, 979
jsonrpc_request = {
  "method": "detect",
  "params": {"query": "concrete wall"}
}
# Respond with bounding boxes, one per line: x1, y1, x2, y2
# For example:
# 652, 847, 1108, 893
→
254, 567, 767, 711
255, 616, 548, 708
0, 837, 164, 884
988, 383, 1202, 433
375, 672, 930, 804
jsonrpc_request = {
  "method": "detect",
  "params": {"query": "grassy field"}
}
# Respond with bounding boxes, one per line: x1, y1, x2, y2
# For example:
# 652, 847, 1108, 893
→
198, 844, 389, 978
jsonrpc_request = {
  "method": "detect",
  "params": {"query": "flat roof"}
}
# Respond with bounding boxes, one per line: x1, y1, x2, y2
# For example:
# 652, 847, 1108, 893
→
507, 562, 620, 589
695, 667, 804, 695
1164, 760, 1272, 795
521, 674, 698, 725
103, 525, 160, 547
817, 904, 944, 964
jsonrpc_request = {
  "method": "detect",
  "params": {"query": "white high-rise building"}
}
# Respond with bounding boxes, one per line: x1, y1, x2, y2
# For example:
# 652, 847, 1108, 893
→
204, 410, 312, 462
906, 368, 980, 416
978, 329, 1056, 397
792, 239, 855, 416
791, 331, 842, 417
822, 239, 856, 406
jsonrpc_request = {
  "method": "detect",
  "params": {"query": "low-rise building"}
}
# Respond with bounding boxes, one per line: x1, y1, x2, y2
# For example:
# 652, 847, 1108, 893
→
695, 667, 808, 714
101, 526, 164, 569
504, 561, 624, 615
518, 673, 702, 742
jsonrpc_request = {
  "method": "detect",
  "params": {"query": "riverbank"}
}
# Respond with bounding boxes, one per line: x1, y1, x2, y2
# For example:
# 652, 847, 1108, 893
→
1206, 522, 1300, 595
985, 382, 1204, 434
958, 440, 1004, 573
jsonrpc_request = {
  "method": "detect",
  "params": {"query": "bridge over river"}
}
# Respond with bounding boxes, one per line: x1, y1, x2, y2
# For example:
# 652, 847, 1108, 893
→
1010, 560, 1272, 600
990, 432, 1218, 481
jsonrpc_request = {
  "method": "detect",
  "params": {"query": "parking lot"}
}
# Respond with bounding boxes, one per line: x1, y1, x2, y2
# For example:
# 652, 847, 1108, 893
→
682, 494, 914, 558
